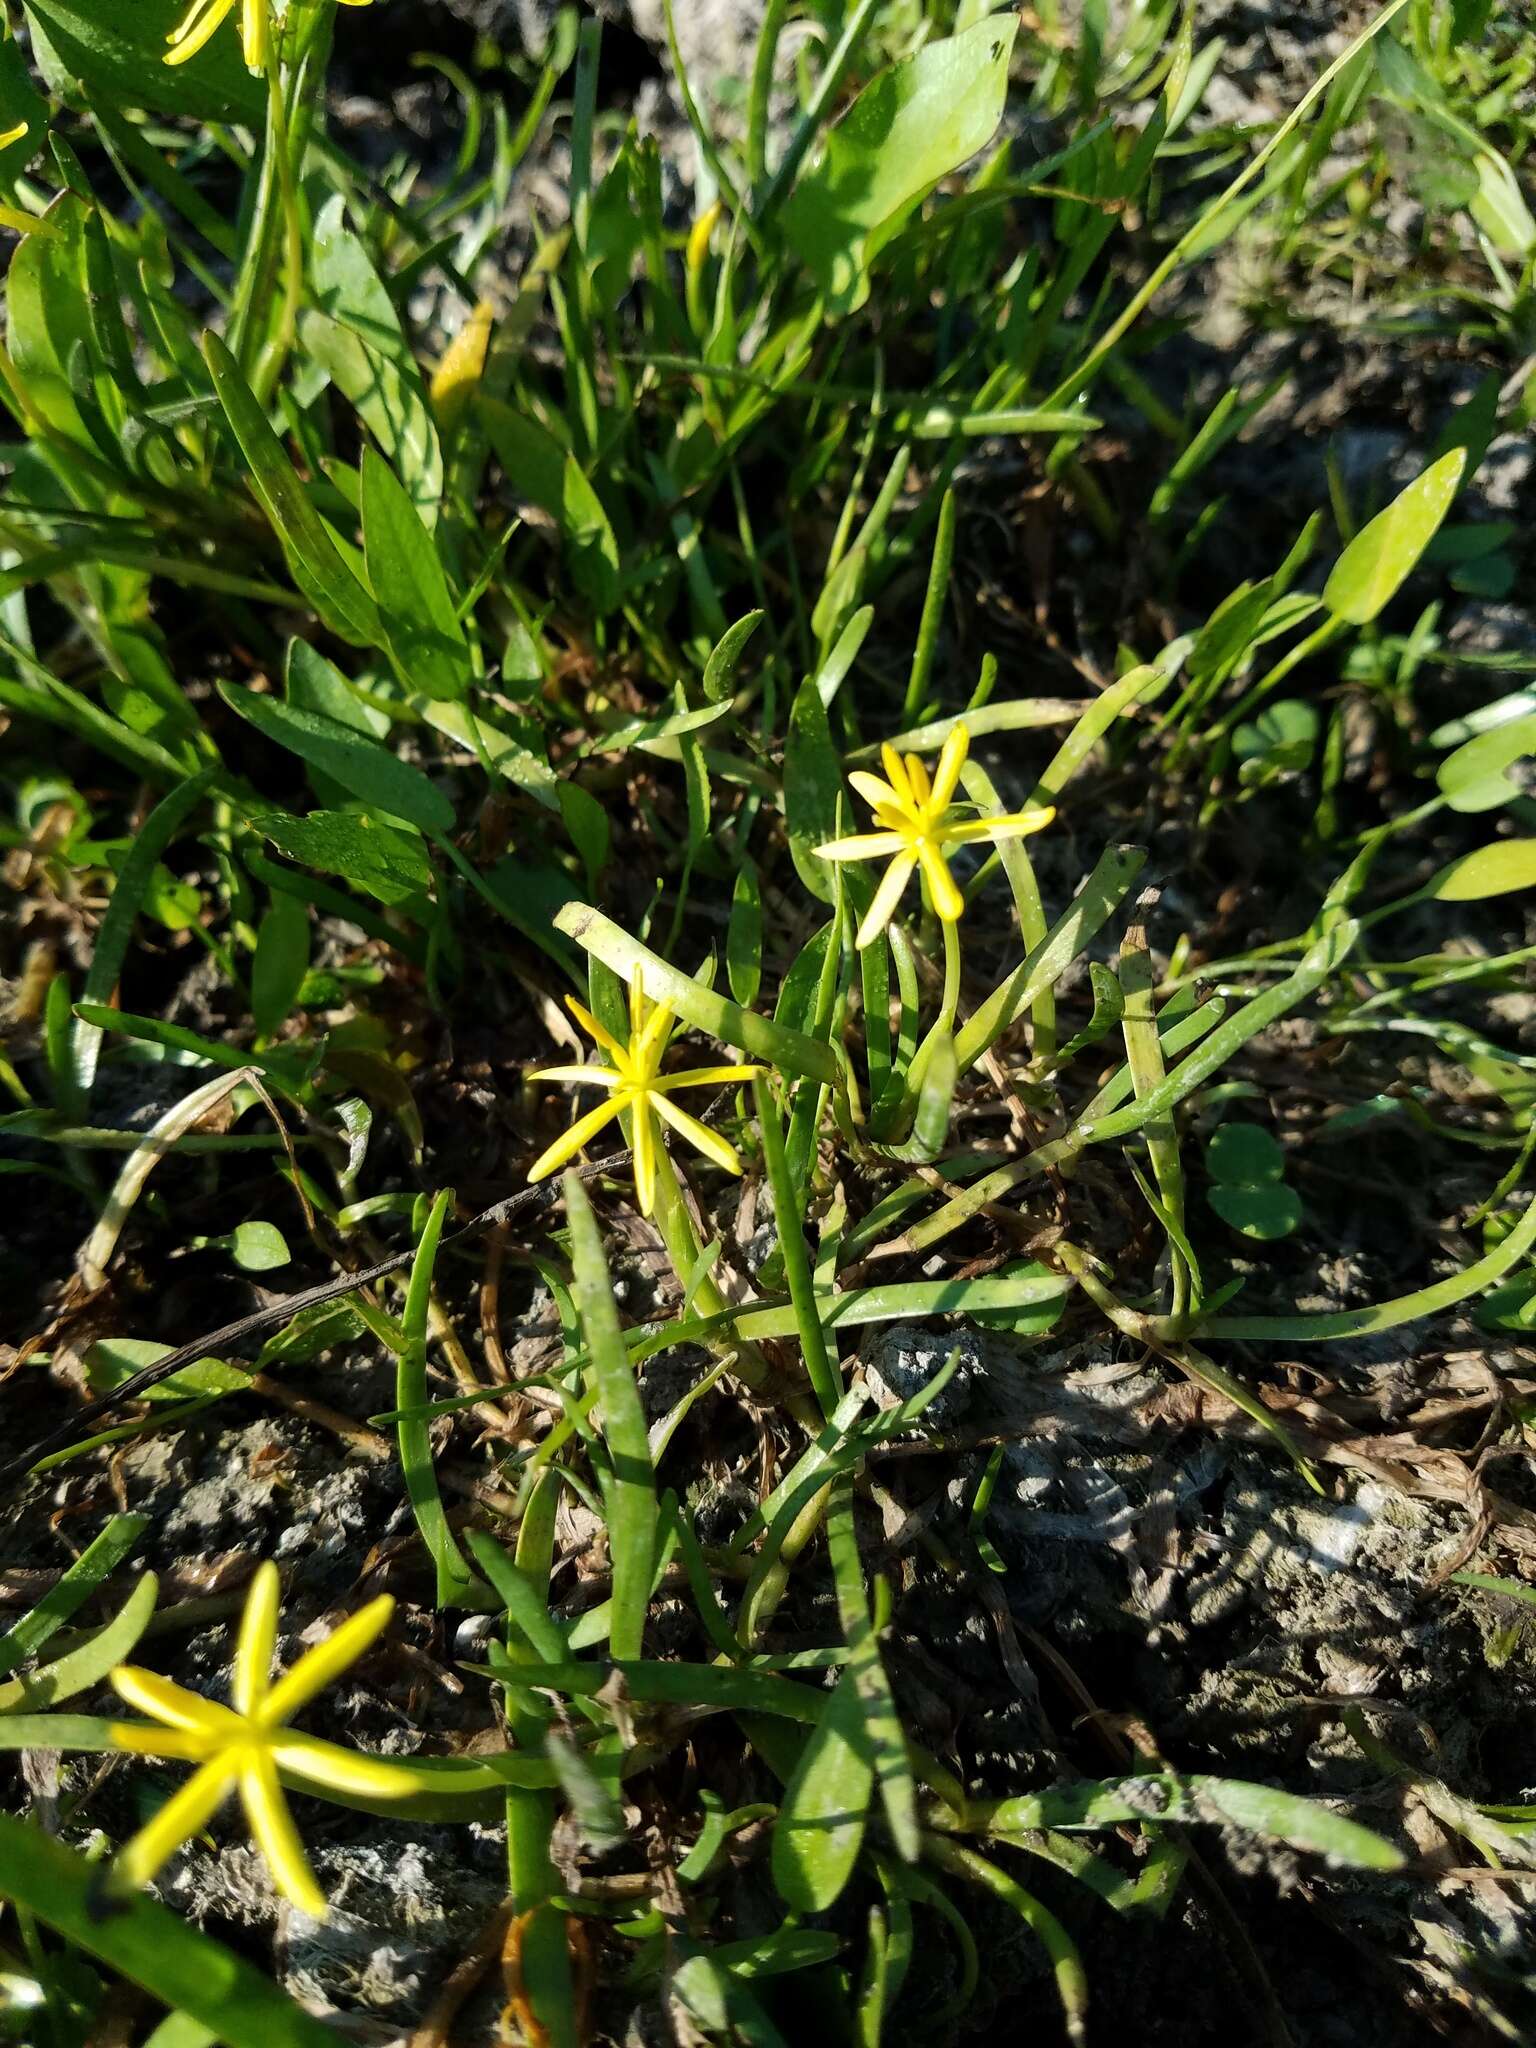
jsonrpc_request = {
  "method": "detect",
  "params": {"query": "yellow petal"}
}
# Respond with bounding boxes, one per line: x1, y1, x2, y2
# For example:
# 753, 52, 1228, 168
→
109, 1723, 214, 1764
526, 1064, 624, 1088
239, 1752, 327, 1919
233, 1561, 280, 1719
880, 745, 912, 800
904, 752, 932, 805
917, 841, 965, 922
815, 831, 907, 861
164, 0, 236, 64
271, 1733, 422, 1801
943, 806, 1055, 845
632, 1096, 657, 1216
634, 999, 674, 1070
526, 1096, 625, 1183
564, 996, 623, 1061
654, 1064, 764, 1090
929, 724, 971, 811
257, 1594, 395, 1729
240, 0, 268, 69
628, 973, 646, 1045
649, 1092, 743, 1176
854, 852, 916, 950
111, 1667, 238, 1737
849, 770, 904, 815
117, 1754, 238, 1888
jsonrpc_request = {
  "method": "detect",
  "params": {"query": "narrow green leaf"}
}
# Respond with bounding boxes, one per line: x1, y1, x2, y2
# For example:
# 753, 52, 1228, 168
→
396, 1191, 489, 1607
564, 1173, 657, 1662
73, 768, 216, 1104
0, 1514, 146, 1678
0, 1570, 158, 1713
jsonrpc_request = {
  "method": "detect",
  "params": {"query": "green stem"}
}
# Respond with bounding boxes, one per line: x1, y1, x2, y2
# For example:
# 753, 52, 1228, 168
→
1205, 614, 1345, 746
250, 38, 306, 406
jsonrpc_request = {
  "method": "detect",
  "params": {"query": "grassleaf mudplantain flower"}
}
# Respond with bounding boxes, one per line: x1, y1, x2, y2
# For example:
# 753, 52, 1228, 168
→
165, 0, 373, 71
526, 977, 762, 1216
108, 1562, 416, 1918
816, 722, 1055, 948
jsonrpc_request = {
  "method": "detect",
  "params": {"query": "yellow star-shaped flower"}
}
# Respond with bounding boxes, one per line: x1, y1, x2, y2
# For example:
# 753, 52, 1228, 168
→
816, 722, 1055, 949
526, 978, 762, 1216
109, 1562, 416, 1919
165, 0, 372, 72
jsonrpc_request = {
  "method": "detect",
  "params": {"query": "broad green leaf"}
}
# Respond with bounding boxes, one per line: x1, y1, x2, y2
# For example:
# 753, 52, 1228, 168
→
204, 335, 380, 648
0, 1814, 338, 2048
1436, 715, 1536, 814
784, 16, 1020, 312
220, 683, 453, 833
1322, 448, 1466, 624
0, 36, 46, 180
1470, 147, 1536, 257
478, 399, 621, 613
1233, 698, 1319, 764
227, 1221, 291, 1272
252, 807, 433, 907
23, 0, 263, 121
85, 1336, 248, 1405
1430, 840, 1536, 902
1209, 1183, 1303, 1241
1207, 1123, 1286, 1184
772, 1667, 875, 1911
361, 447, 472, 700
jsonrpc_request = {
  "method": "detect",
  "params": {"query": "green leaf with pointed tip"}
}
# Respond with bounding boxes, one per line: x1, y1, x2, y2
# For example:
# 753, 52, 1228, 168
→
220, 684, 453, 833
1322, 448, 1466, 624
771, 1666, 875, 1912
361, 448, 472, 700
1430, 839, 1536, 901
204, 335, 380, 648
704, 611, 763, 703
305, 195, 442, 517
784, 17, 1019, 313
251, 808, 432, 907
251, 890, 310, 1037
1436, 715, 1536, 814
